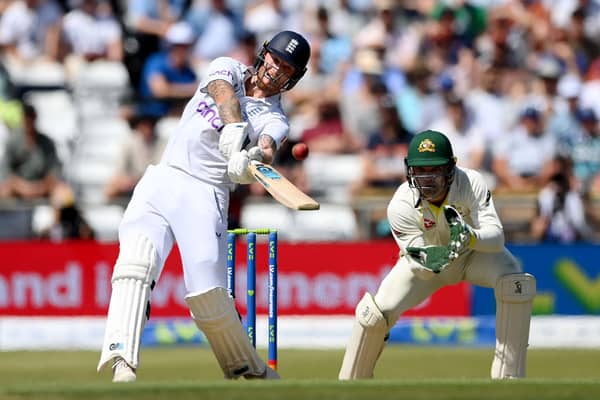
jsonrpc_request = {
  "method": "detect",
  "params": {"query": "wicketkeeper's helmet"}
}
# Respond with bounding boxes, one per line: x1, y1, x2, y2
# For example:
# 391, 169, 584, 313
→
254, 30, 310, 91
405, 130, 457, 200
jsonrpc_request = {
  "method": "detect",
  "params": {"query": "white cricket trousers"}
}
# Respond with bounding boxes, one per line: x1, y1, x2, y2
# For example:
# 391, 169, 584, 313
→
119, 163, 230, 295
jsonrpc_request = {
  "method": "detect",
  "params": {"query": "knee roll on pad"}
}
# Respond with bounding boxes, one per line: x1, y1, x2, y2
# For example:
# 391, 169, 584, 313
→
339, 292, 388, 380
491, 273, 536, 379
97, 234, 159, 372
186, 287, 267, 379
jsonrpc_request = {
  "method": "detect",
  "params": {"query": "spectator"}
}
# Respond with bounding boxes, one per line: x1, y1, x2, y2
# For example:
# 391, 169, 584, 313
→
530, 156, 596, 243
243, 0, 290, 45
227, 30, 257, 67
339, 48, 393, 145
569, 108, 600, 194
0, 102, 63, 200
465, 63, 519, 146
428, 94, 486, 171
285, 36, 341, 109
61, 0, 123, 78
311, 5, 352, 76
190, 0, 241, 68
326, 0, 368, 41
354, 0, 421, 71
351, 98, 411, 195
422, 4, 474, 67
561, 7, 597, 76
527, 53, 566, 114
137, 21, 198, 118
40, 183, 95, 241
474, 10, 527, 71
123, 0, 191, 88
300, 99, 361, 154
492, 107, 559, 192
395, 62, 445, 134
548, 73, 584, 152
285, 38, 345, 141
104, 111, 166, 201
0, 0, 63, 66
125, 0, 187, 38
580, 57, 600, 123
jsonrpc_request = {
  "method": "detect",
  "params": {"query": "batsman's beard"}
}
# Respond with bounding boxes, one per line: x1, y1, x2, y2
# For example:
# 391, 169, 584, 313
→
256, 66, 289, 92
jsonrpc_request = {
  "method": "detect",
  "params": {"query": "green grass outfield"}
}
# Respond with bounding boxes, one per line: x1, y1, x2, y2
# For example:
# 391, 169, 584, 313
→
1, 347, 599, 399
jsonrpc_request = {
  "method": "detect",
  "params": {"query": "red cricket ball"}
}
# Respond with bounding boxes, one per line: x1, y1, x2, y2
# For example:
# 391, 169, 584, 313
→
291, 142, 309, 160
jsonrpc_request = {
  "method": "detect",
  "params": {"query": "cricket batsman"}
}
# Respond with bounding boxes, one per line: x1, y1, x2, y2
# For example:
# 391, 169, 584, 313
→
96, 30, 311, 382
339, 130, 536, 380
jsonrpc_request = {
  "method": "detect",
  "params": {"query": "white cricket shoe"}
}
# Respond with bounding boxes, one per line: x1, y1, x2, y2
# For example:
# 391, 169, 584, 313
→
112, 357, 136, 383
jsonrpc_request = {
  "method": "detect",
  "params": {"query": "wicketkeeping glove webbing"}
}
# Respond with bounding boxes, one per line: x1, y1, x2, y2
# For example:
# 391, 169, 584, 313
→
443, 205, 474, 261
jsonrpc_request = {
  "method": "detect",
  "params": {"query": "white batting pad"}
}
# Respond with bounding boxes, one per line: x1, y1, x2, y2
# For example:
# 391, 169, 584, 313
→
97, 235, 158, 371
491, 273, 536, 379
339, 292, 388, 379
186, 288, 267, 379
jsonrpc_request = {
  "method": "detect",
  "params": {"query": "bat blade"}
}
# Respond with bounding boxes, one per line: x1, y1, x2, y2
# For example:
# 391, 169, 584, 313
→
249, 162, 320, 210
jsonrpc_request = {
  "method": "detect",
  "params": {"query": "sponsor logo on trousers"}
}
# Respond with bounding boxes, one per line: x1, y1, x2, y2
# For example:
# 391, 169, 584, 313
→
109, 342, 124, 351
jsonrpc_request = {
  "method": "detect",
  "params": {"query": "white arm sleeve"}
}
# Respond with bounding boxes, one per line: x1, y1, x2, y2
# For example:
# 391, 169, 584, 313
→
201, 57, 243, 90
467, 170, 505, 252
387, 187, 426, 254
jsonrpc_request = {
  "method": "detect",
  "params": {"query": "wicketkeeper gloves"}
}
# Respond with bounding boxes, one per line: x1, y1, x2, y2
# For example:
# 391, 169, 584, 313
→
443, 205, 475, 261
406, 245, 451, 277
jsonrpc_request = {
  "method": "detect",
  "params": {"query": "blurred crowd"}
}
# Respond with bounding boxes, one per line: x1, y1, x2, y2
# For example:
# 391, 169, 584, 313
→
0, 0, 599, 243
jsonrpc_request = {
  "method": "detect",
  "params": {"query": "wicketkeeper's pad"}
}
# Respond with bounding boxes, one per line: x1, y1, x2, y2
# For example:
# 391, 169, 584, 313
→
186, 287, 270, 379
339, 292, 388, 379
97, 234, 159, 371
492, 273, 536, 379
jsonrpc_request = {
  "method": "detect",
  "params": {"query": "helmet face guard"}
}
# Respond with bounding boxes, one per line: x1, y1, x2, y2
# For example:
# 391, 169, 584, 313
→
405, 130, 456, 202
253, 30, 310, 91
406, 162, 456, 201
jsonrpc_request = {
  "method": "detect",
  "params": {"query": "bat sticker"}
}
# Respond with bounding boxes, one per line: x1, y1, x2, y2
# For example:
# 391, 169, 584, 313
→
256, 165, 281, 180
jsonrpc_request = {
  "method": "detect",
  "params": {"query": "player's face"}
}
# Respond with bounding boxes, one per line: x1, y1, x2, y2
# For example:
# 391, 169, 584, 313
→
411, 165, 452, 203
256, 52, 295, 94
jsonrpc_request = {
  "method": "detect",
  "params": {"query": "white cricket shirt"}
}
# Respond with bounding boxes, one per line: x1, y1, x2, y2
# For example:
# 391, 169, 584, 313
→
160, 57, 289, 189
387, 167, 505, 254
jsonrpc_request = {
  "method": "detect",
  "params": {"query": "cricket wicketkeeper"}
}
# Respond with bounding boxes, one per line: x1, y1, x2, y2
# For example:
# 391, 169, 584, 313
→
339, 130, 536, 380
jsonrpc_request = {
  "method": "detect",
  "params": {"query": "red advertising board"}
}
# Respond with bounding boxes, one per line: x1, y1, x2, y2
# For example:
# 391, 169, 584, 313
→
0, 241, 470, 317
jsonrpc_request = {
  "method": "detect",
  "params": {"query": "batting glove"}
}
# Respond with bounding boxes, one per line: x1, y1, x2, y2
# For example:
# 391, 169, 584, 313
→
406, 245, 450, 276
443, 205, 475, 261
227, 150, 255, 184
247, 146, 264, 162
219, 122, 249, 159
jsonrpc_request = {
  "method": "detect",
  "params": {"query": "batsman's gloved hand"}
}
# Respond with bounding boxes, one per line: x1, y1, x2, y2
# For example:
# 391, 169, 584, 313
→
247, 146, 264, 163
406, 245, 450, 278
219, 122, 249, 159
227, 149, 255, 184
443, 205, 475, 261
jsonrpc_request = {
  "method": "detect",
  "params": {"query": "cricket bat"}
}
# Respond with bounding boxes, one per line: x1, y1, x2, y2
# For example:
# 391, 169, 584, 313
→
249, 161, 320, 210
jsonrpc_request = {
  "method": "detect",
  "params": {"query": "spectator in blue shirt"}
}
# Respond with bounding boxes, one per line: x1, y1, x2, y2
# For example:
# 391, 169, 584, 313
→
137, 21, 198, 117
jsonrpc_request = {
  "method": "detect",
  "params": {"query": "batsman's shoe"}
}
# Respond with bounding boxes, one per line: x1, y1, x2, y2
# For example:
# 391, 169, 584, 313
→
112, 357, 136, 383
244, 366, 280, 380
